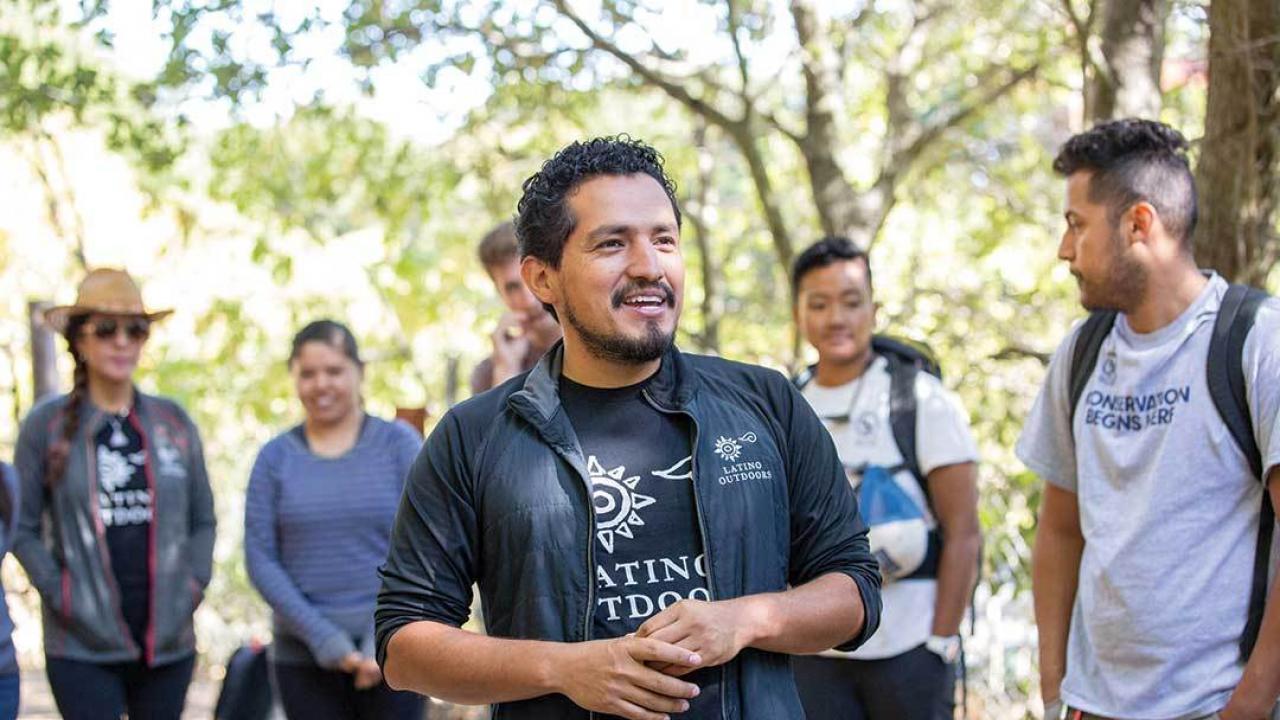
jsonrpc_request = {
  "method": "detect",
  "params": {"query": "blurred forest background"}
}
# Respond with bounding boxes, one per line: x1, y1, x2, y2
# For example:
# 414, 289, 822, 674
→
1, 0, 1278, 716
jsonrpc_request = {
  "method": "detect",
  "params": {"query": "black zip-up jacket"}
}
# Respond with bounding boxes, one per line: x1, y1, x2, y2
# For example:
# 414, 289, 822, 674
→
376, 344, 881, 719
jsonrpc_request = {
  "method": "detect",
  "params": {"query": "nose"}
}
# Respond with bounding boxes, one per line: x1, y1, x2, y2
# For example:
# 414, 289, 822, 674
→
1057, 228, 1074, 262
626, 240, 663, 281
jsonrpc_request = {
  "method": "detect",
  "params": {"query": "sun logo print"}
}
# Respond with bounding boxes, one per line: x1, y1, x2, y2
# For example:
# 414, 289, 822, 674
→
714, 436, 742, 462
588, 456, 656, 554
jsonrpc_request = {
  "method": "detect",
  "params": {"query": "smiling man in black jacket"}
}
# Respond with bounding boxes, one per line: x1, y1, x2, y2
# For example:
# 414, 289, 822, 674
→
375, 136, 881, 720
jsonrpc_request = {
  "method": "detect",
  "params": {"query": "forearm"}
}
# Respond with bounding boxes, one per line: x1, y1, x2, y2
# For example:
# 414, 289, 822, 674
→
246, 548, 352, 666
1032, 524, 1082, 699
734, 572, 862, 655
1232, 573, 1280, 714
1227, 471, 1280, 715
931, 527, 980, 636
11, 532, 61, 600
383, 620, 565, 704
187, 523, 215, 586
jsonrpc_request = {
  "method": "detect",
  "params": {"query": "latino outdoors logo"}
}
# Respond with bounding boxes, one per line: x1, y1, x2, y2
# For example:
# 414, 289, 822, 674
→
588, 456, 655, 554
713, 432, 757, 462
713, 431, 774, 486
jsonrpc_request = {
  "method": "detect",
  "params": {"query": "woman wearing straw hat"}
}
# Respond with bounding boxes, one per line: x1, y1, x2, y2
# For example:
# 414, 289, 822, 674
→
12, 268, 216, 720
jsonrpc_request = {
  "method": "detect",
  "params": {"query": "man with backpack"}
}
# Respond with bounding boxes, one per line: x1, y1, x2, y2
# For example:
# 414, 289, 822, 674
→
1020, 118, 1280, 720
790, 236, 981, 719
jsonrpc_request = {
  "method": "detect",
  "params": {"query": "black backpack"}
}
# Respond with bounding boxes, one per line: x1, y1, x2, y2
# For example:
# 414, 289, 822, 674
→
214, 642, 274, 720
795, 335, 944, 580
1067, 283, 1271, 659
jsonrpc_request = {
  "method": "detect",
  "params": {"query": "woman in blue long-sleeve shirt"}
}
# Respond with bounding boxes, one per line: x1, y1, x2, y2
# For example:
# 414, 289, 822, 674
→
245, 320, 424, 719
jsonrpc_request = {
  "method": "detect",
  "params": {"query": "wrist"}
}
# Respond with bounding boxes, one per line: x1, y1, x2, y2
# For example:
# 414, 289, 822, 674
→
538, 641, 574, 696
730, 595, 778, 651
924, 634, 961, 664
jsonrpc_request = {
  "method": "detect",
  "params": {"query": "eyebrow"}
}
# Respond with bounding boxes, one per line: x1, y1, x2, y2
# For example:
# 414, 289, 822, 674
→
585, 223, 678, 241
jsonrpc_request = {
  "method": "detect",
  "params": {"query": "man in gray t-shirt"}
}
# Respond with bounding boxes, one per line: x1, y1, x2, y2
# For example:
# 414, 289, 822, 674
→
1018, 119, 1280, 720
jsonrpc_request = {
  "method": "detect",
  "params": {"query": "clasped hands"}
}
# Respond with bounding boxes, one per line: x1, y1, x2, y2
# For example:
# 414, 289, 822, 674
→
339, 651, 383, 690
559, 598, 752, 720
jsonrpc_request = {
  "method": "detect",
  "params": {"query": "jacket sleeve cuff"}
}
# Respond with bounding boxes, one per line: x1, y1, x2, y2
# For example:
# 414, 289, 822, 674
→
312, 631, 357, 669
833, 570, 882, 653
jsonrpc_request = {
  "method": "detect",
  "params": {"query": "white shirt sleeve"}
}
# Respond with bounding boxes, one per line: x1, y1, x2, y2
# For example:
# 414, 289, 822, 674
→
1015, 326, 1081, 492
913, 373, 979, 477
1245, 298, 1280, 480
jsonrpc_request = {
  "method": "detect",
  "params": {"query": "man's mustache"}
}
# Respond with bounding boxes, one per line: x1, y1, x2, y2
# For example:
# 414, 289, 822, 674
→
611, 281, 676, 309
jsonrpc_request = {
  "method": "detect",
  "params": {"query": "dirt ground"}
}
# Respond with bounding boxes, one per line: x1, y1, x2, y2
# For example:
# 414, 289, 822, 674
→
16, 668, 487, 719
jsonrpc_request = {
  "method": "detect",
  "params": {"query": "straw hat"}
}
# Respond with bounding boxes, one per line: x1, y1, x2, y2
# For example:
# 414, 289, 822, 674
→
42, 268, 174, 333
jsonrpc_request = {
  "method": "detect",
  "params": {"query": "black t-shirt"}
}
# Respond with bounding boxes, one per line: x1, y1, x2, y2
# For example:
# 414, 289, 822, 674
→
560, 375, 722, 719
95, 412, 152, 649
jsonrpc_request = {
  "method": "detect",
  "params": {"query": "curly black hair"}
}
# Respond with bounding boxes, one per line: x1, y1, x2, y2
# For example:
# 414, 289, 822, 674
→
791, 236, 872, 299
1053, 118, 1197, 246
515, 135, 681, 268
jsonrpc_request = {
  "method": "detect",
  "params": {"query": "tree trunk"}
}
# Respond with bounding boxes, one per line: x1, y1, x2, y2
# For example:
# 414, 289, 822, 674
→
1194, 0, 1280, 285
29, 301, 60, 401
1089, 0, 1168, 122
687, 126, 723, 354
791, 0, 866, 241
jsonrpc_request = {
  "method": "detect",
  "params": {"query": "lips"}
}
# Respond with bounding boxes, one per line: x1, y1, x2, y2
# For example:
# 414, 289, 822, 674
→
611, 282, 675, 310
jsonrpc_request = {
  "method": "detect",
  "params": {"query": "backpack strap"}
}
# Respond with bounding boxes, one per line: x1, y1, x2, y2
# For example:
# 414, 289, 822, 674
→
1068, 311, 1118, 427
886, 354, 925, 495
884, 354, 945, 580
793, 364, 816, 391
1206, 284, 1270, 659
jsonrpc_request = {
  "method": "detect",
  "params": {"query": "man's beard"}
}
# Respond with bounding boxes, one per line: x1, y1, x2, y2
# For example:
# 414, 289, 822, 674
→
1078, 229, 1148, 313
561, 282, 676, 365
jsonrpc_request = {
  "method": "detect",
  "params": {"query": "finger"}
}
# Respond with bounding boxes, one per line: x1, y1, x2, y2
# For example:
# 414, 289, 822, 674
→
642, 622, 693, 648
619, 684, 694, 715
607, 699, 672, 720
632, 665, 702, 699
659, 664, 700, 678
636, 607, 681, 638
629, 638, 701, 668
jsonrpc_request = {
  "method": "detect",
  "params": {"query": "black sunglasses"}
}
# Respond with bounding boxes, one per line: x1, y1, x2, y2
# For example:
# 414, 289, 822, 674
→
85, 317, 151, 341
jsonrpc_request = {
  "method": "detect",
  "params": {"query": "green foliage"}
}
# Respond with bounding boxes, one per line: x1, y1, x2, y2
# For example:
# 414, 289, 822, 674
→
0, 0, 1234, 713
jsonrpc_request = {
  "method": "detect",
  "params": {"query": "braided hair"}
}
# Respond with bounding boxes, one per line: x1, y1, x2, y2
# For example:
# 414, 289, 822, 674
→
44, 314, 90, 488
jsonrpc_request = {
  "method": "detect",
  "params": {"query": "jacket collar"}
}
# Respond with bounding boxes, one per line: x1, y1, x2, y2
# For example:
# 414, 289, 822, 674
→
507, 340, 700, 444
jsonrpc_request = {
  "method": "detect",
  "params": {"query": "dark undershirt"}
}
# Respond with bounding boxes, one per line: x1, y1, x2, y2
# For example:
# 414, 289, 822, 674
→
94, 413, 152, 650
559, 374, 722, 719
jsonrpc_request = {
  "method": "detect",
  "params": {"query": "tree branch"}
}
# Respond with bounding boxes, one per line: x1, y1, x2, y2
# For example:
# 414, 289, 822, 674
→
893, 62, 1042, 170
552, 0, 743, 132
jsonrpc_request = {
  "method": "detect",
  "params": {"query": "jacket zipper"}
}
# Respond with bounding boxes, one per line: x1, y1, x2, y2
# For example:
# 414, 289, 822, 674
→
561, 445, 597, 720
126, 411, 159, 666
642, 390, 729, 720
83, 421, 141, 660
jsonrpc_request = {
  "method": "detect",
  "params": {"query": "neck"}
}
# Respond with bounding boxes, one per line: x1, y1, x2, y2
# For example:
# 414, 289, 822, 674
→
304, 408, 364, 457
305, 408, 364, 440
531, 322, 563, 352
813, 348, 874, 387
1124, 261, 1207, 334
561, 343, 660, 389
87, 376, 134, 414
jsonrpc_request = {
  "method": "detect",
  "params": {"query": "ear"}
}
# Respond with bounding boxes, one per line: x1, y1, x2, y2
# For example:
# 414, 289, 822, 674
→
521, 256, 560, 311
1126, 202, 1157, 245
871, 300, 881, 329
